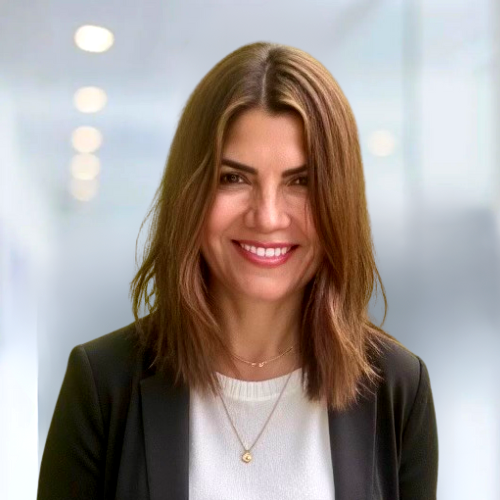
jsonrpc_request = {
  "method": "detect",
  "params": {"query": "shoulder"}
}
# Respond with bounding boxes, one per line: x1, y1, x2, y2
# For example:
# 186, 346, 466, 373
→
369, 334, 431, 404
80, 320, 145, 364
369, 334, 433, 424
70, 320, 154, 394
376, 336, 422, 389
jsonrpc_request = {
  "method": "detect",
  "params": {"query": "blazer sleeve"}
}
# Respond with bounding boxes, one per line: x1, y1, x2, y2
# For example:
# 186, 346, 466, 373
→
399, 356, 439, 499
37, 345, 105, 500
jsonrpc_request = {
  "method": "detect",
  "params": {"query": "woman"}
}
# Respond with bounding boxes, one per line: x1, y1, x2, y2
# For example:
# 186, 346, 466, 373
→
38, 42, 438, 499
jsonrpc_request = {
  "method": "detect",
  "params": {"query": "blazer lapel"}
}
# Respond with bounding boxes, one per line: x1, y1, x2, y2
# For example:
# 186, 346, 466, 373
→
328, 389, 378, 500
140, 371, 190, 500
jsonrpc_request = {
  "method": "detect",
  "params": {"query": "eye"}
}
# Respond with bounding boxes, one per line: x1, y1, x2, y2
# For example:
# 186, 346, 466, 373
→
219, 172, 245, 184
291, 176, 308, 187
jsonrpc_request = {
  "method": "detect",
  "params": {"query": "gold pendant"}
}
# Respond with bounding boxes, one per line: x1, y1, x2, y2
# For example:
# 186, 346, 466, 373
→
241, 451, 252, 463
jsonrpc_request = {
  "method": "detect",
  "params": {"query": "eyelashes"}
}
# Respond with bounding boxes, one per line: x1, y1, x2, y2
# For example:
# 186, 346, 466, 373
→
219, 172, 308, 187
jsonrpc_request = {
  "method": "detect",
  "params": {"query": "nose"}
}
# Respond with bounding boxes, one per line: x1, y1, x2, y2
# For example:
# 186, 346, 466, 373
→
244, 185, 292, 232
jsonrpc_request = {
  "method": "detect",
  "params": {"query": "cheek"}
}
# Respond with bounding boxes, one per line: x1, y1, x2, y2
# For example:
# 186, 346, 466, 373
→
202, 196, 239, 243
212, 195, 247, 227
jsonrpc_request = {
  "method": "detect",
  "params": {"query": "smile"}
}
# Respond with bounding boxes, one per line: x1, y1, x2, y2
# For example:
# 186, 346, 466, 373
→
238, 242, 292, 257
232, 241, 298, 268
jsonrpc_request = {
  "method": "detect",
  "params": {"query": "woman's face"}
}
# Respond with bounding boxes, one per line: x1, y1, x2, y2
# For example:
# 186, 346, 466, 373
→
200, 107, 323, 303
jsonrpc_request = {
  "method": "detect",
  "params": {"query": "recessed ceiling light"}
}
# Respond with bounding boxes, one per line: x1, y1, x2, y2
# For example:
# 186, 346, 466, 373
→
70, 178, 99, 201
71, 126, 103, 153
74, 87, 107, 113
70, 154, 101, 180
367, 130, 396, 157
74, 25, 114, 53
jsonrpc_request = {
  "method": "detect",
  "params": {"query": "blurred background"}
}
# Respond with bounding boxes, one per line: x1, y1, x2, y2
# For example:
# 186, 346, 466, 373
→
1, 0, 499, 498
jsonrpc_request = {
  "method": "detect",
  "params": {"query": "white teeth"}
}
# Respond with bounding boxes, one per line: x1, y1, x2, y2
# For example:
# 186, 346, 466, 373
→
239, 243, 291, 257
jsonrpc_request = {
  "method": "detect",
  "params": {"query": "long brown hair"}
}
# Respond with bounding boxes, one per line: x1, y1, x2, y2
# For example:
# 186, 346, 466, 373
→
129, 41, 403, 411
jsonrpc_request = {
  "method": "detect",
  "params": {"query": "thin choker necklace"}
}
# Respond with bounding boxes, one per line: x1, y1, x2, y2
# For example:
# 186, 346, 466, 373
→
229, 343, 296, 368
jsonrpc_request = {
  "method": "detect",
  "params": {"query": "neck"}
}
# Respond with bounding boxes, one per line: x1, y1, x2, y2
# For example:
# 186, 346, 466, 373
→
211, 288, 304, 381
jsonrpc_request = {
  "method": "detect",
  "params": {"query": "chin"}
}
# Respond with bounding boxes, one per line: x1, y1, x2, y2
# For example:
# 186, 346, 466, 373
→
235, 284, 297, 303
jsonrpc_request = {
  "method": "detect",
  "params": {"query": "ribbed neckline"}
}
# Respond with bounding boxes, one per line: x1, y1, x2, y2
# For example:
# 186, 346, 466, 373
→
215, 367, 304, 401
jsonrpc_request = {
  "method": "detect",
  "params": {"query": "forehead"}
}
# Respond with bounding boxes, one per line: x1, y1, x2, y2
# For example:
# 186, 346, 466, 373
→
222, 108, 307, 163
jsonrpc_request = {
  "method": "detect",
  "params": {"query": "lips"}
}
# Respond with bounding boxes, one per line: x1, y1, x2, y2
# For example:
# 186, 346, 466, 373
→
232, 240, 298, 268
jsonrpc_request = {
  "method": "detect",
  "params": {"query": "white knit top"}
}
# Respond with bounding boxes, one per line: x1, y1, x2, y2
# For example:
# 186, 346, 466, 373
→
189, 367, 335, 500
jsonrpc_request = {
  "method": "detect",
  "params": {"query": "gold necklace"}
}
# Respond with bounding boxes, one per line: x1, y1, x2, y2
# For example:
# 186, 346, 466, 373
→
230, 344, 296, 368
217, 364, 297, 464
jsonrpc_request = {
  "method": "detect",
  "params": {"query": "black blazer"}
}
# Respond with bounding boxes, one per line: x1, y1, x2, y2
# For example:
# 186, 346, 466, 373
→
37, 321, 438, 500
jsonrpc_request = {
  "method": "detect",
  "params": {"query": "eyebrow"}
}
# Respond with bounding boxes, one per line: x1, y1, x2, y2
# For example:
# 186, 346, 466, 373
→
221, 157, 307, 177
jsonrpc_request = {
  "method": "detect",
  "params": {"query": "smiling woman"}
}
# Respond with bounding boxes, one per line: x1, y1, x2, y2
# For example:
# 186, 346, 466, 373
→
38, 42, 438, 500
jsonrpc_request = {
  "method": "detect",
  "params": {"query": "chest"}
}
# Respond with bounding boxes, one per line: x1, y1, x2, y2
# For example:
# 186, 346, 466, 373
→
188, 385, 335, 500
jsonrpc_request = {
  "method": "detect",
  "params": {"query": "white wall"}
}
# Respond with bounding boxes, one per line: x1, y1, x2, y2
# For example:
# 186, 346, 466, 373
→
0, 87, 53, 500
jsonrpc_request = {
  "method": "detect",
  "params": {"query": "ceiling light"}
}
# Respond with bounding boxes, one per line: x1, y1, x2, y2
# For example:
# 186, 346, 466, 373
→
74, 25, 114, 53
70, 178, 99, 201
74, 86, 107, 113
71, 126, 102, 153
70, 154, 101, 180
